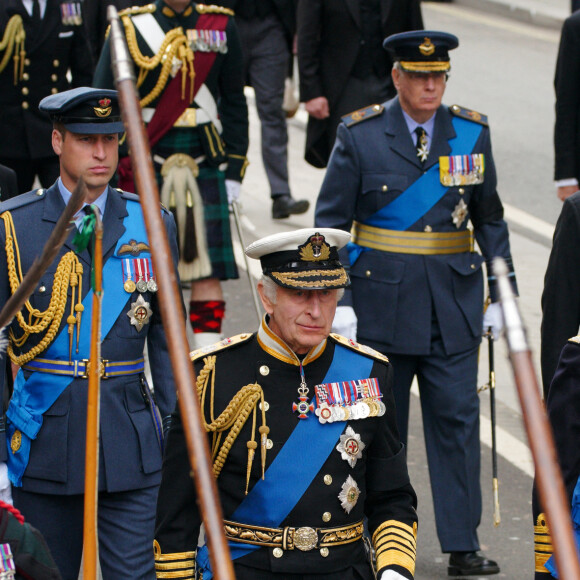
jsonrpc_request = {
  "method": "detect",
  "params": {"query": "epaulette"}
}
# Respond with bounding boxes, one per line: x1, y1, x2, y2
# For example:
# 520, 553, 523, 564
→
330, 333, 389, 363
118, 3, 156, 17
0, 189, 46, 213
118, 190, 171, 214
568, 335, 580, 344
341, 104, 384, 128
196, 4, 234, 16
449, 104, 489, 127
190, 332, 253, 362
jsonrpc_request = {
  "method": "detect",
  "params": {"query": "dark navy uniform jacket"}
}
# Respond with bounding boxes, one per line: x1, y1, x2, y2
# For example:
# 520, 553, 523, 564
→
533, 337, 580, 578
93, 0, 249, 182
0, 184, 178, 493
315, 96, 517, 357
155, 328, 418, 578
0, 0, 93, 161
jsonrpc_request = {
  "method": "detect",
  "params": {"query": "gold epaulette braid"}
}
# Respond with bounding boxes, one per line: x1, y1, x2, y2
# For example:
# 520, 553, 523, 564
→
0, 15, 26, 84
121, 16, 195, 107
196, 355, 269, 495
2, 212, 84, 366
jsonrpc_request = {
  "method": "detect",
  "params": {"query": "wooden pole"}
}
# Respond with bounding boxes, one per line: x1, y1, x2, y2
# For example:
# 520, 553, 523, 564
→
107, 7, 236, 579
82, 208, 103, 580
494, 257, 580, 579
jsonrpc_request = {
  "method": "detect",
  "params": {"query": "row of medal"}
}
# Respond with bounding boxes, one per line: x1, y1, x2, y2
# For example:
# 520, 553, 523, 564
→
439, 153, 485, 187
122, 258, 158, 294
314, 378, 385, 424
60, 1, 83, 26
187, 29, 228, 53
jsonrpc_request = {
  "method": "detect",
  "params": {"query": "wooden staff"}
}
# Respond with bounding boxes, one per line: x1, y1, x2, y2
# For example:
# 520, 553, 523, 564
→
107, 7, 236, 579
82, 207, 103, 580
494, 257, 580, 578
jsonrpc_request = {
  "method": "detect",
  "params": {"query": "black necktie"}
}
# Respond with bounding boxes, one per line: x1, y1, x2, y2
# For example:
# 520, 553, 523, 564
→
31, 0, 41, 25
415, 127, 429, 163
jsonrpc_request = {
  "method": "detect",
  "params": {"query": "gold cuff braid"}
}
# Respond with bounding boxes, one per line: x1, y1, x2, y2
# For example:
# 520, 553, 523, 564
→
373, 520, 417, 576
534, 513, 553, 573
153, 540, 195, 579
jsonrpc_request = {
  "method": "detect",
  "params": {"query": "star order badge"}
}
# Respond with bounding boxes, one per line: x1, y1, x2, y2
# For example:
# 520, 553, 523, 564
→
338, 475, 361, 514
336, 426, 365, 467
452, 199, 469, 228
127, 294, 152, 331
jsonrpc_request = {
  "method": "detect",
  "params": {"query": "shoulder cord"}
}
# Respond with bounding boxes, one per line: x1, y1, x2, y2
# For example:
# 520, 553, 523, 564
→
0, 15, 26, 84
196, 355, 270, 494
121, 15, 195, 107
1, 212, 84, 365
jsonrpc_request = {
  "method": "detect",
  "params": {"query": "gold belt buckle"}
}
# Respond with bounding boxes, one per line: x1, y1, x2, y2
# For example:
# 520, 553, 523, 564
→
293, 527, 318, 551
80, 358, 109, 379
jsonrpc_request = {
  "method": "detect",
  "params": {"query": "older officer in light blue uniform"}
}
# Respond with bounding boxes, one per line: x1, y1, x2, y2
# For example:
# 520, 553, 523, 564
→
0, 87, 178, 579
315, 31, 517, 576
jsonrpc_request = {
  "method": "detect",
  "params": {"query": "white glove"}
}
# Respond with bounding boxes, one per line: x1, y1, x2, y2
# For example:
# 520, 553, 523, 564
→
483, 301, 504, 340
331, 306, 357, 341
0, 463, 12, 505
225, 180, 241, 205
380, 570, 408, 580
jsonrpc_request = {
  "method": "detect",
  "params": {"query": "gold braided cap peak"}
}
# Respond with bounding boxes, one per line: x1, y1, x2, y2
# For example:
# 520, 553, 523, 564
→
330, 333, 389, 364
118, 3, 156, 17
190, 332, 253, 362
196, 4, 234, 15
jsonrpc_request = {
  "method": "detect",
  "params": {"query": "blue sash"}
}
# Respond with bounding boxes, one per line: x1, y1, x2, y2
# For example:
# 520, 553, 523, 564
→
6, 200, 150, 486
545, 474, 580, 578
197, 344, 373, 579
348, 116, 483, 265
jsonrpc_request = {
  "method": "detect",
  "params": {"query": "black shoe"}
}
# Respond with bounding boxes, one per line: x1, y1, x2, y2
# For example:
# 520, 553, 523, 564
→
272, 195, 310, 219
448, 551, 500, 576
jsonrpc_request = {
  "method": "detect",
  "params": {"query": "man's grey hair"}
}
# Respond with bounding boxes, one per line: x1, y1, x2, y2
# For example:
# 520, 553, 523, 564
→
392, 60, 451, 76
259, 275, 345, 303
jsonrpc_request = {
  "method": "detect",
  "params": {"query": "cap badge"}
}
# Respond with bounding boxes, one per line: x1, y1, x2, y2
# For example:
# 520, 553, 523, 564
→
299, 233, 331, 262
94, 98, 112, 118
419, 37, 435, 56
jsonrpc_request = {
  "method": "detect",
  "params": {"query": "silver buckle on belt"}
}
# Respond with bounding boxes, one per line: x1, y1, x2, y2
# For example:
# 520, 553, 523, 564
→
292, 527, 318, 551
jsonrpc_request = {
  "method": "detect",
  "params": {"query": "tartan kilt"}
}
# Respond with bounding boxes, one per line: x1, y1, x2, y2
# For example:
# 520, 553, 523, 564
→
153, 127, 239, 282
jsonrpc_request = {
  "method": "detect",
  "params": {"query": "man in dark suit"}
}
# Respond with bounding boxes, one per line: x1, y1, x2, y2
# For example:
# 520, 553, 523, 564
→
315, 31, 515, 576
541, 192, 580, 396
0, 87, 178, 579
225, 0, 310, 219
0, 0, 93, 193
297, 0, 423, 169
554, 10, 580, 201
155, 228, 418, 580
0, 164, 18, 200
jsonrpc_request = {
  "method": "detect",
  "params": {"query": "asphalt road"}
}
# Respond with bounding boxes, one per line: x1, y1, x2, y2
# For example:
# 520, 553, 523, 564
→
210, 3, 569, 578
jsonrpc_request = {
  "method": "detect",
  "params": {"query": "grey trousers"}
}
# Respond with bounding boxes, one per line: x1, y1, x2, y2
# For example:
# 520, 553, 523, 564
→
236, 13, 291, 197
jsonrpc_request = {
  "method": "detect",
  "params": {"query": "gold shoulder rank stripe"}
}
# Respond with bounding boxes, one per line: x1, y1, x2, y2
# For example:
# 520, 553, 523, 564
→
450, 104, 489, 127
190, 332, 252, 361
196, 4, 235, 16
118, 2, 156, 17
568, 335, 580, 344
342, 104, 384, 128
330, 333, 389, 363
